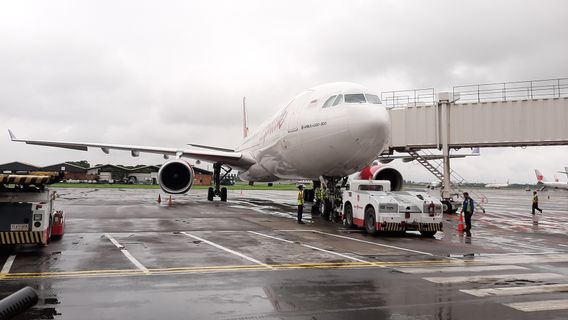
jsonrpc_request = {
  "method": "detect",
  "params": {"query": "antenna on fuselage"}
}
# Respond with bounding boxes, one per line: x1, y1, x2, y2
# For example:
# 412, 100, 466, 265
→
243, 97, 249, 139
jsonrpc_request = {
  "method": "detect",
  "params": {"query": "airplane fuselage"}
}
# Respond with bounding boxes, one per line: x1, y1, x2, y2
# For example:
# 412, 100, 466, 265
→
236, 83, 390, 181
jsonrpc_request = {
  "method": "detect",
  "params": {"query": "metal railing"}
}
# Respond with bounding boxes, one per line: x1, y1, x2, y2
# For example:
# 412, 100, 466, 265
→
453, 78, 568, 104
381, 88, 436, 108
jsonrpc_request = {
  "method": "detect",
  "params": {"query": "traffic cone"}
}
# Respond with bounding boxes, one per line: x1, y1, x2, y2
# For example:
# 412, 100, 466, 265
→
157, 194, 161, 204
457, 212, 464, 232
168, 195, 173, 207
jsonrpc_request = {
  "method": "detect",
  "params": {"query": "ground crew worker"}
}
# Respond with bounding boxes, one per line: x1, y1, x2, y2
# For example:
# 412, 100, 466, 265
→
532, 191, 543, 215
297, 185, 305, 224
461, 192, 474, 236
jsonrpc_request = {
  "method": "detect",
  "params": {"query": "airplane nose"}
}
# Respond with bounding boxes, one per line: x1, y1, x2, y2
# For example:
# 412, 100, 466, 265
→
348, 105, 390, 148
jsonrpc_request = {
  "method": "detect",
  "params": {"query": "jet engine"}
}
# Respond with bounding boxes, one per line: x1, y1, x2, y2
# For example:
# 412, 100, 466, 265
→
158, 159, 195, 194
357, 164, 403, 191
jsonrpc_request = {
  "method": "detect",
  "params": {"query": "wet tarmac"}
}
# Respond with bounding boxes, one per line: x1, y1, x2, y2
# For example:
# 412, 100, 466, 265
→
1, 187, 567, 319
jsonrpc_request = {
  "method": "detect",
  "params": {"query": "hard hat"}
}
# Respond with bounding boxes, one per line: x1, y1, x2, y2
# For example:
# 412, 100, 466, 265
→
297, 184, 304, 189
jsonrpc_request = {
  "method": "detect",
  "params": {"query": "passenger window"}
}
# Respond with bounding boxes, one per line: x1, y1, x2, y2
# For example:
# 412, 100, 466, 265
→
332, 94, 343, 106
322, 95, 336, 108
365, 94, 381, 104
345, 94, 366, 103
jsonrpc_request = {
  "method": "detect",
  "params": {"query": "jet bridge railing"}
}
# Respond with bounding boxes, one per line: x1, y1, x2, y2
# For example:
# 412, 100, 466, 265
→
453, 78, 568, 104
381, 88, 436, 108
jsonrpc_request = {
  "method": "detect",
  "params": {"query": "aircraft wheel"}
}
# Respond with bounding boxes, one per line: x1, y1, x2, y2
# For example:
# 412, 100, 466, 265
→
442, 200, 453, 214
364, 207, 377, 235
344, 203, 353, 228
207, 187, 214, 201
220, 187, 228, 202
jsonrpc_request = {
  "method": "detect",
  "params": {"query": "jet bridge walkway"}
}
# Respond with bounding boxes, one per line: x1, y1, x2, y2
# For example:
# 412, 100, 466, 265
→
381, 77, 568, 209
384, 78, 568, 150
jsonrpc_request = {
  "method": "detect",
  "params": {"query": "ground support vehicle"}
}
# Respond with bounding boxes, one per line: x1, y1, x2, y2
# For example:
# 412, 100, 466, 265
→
0, 173, 65, 246
342, 180, 443, 237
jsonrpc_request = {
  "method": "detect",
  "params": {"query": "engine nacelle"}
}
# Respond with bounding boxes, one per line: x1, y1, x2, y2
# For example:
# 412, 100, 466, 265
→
357, 165, 403, 191
158, 159, 195, 194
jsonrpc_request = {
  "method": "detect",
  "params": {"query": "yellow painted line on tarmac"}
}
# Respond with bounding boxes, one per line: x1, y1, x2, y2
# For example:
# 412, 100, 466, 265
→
0, 258, 470, 281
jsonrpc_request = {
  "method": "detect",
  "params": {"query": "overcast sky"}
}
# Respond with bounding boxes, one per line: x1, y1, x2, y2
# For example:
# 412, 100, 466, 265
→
1, 0, 567, 184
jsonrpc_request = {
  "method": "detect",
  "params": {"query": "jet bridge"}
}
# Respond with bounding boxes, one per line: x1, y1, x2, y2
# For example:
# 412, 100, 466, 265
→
382, 77, 568, 205
384, 78, 568, 150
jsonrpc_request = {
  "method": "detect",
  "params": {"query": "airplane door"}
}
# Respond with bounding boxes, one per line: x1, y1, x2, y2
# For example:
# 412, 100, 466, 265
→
287, 91, 311, 133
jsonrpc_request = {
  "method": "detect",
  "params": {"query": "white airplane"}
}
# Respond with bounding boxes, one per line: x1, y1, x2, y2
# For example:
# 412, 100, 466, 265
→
535, 169, 568, 190
9, 82, 391, 202
485, 180, 509, 189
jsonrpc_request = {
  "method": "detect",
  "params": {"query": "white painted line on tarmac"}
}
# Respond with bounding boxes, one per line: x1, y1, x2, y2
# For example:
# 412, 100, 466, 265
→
505, 299, 568, 312
181, 232, 272, 269
396, 265, 528, 274
1, 255, 16, 274
423, 273, 563, 284
474, 254, 568, 264
249, 231, 370, 264
310, 230, 434, 256
248, 231, 294, 244
104, 233, 149, 274
461, 284, 568, 297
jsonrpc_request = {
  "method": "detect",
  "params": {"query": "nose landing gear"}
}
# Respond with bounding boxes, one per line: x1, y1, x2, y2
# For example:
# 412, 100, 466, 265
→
207, 163, 232, 202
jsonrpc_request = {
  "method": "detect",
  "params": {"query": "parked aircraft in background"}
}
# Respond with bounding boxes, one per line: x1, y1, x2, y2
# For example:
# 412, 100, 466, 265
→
9, 82, 391, 203
557, 166, 568, 176
535, 169, 568, 190
485, 180, 509, 189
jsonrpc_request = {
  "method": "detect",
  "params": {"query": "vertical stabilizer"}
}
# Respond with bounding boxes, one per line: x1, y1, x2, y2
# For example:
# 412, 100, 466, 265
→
242, 97, 249, 139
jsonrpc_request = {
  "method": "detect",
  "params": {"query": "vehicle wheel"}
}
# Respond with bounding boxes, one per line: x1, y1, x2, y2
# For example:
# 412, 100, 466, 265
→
220, 187, 228, 202
207, 187, 214, 201
321, 200, 331, 219
312, 200, 320, 214
420, 231, 436, 237
442, 200, 453, 214
364, 206, 377, 235
344, 203, 353, 228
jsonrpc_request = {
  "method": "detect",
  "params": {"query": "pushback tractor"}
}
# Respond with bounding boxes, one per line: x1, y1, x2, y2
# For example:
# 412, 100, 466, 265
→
342, 180, 443, 237
0, 172, 65, 246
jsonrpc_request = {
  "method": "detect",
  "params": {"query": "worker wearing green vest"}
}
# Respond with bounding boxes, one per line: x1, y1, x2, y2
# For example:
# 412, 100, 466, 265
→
461, 192, 475, 235
297, 185, 305, 224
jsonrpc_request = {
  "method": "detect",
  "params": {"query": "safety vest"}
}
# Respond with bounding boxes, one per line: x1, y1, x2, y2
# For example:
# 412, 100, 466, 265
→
317, 188, 325, 200
533, 195, 538, 204
463, 198, 474, 212
297, 190, 304, 205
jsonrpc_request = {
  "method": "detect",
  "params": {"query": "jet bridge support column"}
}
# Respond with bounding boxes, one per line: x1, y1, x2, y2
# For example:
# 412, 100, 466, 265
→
438, 92, 452, 200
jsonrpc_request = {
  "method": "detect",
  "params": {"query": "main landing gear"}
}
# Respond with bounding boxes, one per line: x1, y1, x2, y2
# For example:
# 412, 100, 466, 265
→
207, 163, 232, 202
320, 176, 347, 222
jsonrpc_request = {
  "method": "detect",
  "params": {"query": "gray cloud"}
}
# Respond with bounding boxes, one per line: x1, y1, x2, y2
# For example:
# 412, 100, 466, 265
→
1, 0, 567, 183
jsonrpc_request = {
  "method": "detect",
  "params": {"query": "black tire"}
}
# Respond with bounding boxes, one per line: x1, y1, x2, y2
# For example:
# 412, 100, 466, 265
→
220, 187, 228, 202
321, 199, 331, 219
442, 200, 453, 214
207, 187, 214, 201
344, 202, 354, 228
312, 200, 320, 214
364, 206, 377, 235
420, 231, 437, 237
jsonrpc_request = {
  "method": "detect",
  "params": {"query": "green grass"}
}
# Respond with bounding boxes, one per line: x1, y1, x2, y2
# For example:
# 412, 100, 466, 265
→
51, 182, 309, 191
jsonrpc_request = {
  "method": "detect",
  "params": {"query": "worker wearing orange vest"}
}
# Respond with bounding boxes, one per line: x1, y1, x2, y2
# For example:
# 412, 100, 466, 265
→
297, 185, 305, 224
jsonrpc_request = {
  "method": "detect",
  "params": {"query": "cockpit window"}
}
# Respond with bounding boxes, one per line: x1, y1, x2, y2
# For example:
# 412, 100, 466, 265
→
332, 94, 343, 106
365, 94, 381, 104
344, 94, 366, 103
322, 95, 336, 108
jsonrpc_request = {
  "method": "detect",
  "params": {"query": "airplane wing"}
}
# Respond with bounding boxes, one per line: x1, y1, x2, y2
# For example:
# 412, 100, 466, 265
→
8, 130, 254, 168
